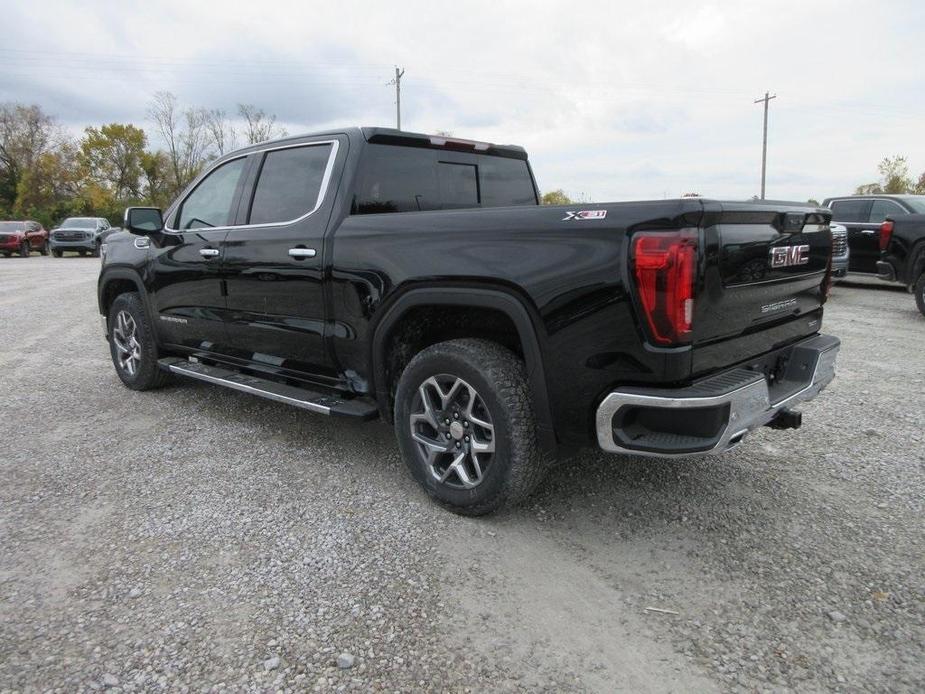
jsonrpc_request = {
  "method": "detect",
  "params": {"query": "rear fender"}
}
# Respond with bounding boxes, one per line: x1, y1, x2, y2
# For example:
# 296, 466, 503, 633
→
370, 286, 557, 452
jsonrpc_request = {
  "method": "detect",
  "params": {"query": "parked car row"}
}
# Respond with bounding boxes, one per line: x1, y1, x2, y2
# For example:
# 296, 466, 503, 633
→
824, 194, 925, 316
0, 217, 119, 257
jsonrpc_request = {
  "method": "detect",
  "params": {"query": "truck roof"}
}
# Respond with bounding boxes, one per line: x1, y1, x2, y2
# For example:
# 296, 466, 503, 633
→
227, 126, 529, 161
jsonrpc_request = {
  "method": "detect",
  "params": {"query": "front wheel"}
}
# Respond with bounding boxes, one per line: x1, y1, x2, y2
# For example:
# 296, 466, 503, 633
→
91, 242, 100, 258
915, 272, 925, 317
51, 248, 62, 258
39, 240, 49, 256
107, 293, 169, 391
19, 241, 30, 258
394, 339, 549, 516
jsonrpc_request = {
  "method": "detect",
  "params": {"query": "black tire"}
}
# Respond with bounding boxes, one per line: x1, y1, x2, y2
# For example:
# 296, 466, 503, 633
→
394, 338, 550, 516
915, 272, 925, 317
91, 242, 100, 258
3, 252, 10, 258
52, 248, 62, 258
19, 241, 30, 258
78, 249, 86, 257
39, 240, 49, 256
107, 292, 169, 391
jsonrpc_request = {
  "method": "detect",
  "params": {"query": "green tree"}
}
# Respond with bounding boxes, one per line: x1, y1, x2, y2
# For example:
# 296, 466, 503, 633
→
79, 123, 147, 200
541, 189, 573, 205
855, 155, 915, 195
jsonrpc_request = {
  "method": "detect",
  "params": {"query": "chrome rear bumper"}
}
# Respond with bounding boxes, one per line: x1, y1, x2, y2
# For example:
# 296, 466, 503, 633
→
595, 334, 840, 457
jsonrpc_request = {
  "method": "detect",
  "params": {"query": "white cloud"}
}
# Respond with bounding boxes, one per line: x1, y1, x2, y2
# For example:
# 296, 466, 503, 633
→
2, 0, 923, 201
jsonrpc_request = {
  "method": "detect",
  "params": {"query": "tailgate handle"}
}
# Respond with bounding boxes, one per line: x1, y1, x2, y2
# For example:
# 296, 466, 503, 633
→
861, 229, 877, 234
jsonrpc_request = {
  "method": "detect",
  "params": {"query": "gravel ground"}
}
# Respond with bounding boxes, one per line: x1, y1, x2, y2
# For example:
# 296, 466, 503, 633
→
0, 257, 922, 693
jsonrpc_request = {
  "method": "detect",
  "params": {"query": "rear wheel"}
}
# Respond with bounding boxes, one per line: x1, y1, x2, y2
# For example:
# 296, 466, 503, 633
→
107, 293, 169, 391
19, 241, 30, 258
915, 272, 925, 317
394, 338, 549, 516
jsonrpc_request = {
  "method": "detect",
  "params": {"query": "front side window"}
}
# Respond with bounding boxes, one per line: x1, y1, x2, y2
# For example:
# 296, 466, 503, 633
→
868, 199, 905, 222
830, 199, 870, 223
248, 144, 333, 225
176, 157, 247, 230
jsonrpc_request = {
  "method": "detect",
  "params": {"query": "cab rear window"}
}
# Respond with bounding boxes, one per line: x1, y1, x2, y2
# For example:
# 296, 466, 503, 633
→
352, 144, 537, 214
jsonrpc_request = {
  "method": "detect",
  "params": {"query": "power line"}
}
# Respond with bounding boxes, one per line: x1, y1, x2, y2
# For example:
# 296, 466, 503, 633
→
754, 91, 776, 200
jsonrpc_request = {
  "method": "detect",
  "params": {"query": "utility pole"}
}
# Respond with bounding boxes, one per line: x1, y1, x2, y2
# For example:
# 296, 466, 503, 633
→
754, 91, 776, 199
389, 66, 405, 130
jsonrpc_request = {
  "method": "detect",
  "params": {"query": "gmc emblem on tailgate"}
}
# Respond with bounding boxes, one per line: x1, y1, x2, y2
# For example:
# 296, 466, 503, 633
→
769, 244, 810, 268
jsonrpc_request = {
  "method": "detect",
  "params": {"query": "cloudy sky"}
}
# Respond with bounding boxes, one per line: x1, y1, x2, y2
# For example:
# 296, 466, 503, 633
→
2, 0, 923, 202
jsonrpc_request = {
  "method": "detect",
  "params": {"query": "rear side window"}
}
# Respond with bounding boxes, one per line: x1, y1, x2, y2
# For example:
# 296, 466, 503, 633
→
868, 199, 905, 222
353, 144, 536, 214
829, 199, 870, 223
177, 157, 247, 230
249, 143, 334, 225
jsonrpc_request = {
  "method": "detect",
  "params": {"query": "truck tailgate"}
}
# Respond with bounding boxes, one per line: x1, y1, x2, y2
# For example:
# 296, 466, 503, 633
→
692, 201, 832, 365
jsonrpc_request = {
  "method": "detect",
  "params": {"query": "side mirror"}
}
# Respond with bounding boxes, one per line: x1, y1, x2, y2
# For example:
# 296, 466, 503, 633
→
124, 207, 164, 235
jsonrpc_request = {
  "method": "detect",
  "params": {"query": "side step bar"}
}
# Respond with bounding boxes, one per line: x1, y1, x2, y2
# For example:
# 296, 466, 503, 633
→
158, 357, 378, 420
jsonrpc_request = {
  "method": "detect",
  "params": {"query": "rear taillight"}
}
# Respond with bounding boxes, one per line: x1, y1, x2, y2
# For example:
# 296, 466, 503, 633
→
879, 219, 894, 252
632, 230, 697, 345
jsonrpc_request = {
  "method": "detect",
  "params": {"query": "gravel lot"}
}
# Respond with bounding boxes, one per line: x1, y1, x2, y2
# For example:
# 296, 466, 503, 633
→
1, 257, 922, 693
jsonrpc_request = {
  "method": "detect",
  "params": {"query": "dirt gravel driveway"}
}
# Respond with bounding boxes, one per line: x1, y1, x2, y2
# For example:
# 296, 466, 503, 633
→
1, 258, 922, 692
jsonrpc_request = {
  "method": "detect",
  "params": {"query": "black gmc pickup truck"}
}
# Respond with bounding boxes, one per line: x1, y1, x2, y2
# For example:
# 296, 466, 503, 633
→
98, 127, 840, 514
875, 211, 925, 316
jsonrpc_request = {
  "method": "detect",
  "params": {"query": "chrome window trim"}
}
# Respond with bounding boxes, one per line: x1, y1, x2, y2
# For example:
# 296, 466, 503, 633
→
164, 139, 340, 234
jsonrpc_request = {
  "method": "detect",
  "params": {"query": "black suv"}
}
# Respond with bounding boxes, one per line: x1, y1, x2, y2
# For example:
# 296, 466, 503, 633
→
98, 127, 840, 514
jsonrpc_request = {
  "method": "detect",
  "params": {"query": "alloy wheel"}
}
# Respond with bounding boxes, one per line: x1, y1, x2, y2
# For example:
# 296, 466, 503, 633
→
112, 310, 142, 376
409, 374, 495, 489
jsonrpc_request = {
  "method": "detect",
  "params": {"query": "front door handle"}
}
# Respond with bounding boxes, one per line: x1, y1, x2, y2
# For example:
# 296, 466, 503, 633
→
288, 248, 317, 258
199, 248, 220, 257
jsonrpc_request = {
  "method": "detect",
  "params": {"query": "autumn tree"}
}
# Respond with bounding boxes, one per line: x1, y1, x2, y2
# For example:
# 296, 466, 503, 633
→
79, 123, 147, 200
541, 189, 573, 205
0, 103, 60, 215
13, 144, 84, 227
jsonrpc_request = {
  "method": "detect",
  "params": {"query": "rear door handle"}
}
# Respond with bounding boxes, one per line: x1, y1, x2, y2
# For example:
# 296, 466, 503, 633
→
199, 248, 220, 257
288, 248, 317, 258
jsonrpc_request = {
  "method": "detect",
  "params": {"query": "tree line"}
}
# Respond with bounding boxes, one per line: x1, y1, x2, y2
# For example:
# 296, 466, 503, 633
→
855, 156, 925, 196
0, 93, 286, 229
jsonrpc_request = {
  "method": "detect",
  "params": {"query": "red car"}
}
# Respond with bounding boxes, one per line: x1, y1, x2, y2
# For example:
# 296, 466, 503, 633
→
0, 220, 49, 257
